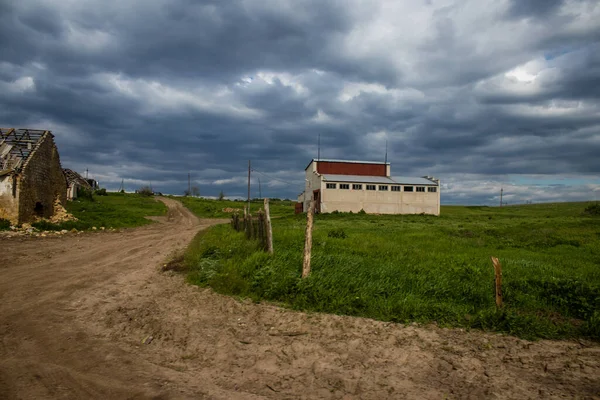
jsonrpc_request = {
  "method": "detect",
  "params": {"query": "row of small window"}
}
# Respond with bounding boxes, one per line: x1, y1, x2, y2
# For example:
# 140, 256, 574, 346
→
326, 183, 437, 192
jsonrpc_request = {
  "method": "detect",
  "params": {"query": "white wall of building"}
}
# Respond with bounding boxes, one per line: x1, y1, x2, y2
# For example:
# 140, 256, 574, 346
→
0, 175, 17, 222
321, 183, 439, 215
0, 176, 12, 196
302, 161, 324, 212
299, 160, 440, 215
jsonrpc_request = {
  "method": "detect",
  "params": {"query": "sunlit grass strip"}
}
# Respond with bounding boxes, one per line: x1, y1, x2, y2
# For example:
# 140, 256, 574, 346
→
183, 202, 600, 340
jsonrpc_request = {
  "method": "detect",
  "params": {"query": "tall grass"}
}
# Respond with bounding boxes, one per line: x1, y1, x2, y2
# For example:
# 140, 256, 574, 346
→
183, 202, 600, 340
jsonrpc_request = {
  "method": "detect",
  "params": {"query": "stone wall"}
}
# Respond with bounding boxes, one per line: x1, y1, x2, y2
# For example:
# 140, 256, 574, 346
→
16, 134, 67, 224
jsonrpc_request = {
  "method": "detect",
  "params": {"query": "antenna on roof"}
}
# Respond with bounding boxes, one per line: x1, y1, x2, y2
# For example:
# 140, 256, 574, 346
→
384, 140, 388, 164
317, 134, 321, 161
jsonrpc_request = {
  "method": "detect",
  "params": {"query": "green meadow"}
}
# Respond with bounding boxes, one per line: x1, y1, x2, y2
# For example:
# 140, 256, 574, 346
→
176, 196, 295, 218
31, 192, 167, 231
182, 201, 600, 340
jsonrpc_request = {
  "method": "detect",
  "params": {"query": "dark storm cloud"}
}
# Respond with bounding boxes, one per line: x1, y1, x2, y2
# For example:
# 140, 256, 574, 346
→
1, 0, 599, 202
506, 0, 566, 19
0, 0, 358, 83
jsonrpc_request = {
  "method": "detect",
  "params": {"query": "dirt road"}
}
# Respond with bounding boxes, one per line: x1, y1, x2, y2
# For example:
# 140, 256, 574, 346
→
1, 198, 598, 399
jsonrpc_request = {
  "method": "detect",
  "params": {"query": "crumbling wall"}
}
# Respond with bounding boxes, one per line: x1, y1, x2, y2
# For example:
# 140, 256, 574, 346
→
0, 175, 18, 223
17, 134, 67, 224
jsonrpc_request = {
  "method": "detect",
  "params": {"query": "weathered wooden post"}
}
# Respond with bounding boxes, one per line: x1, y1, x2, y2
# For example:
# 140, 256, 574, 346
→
264, 198, 273, 254
231, 211, 240, 231
257, 209, 265, 248
491, 256, 503, 308
245, 207, 252, 239
302, 200, 315, 278
234, 211, 240, 231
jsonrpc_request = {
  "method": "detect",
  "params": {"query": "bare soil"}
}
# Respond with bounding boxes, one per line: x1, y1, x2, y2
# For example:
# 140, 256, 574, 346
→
1, 197, 598, 399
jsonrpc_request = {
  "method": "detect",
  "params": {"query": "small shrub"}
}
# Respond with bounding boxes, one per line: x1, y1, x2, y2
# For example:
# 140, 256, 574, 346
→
95, 188, 107, 196
77, 186, 94, 201
138, 186, 154, 197
31, 220, 62, 231
582, 311, 600, 338
0, 218, 11, 230
584, 203, 600, 216
358, 209, 366, 214
327, 228, 347, 239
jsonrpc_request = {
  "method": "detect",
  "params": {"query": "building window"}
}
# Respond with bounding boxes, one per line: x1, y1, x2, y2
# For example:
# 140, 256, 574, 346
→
404, 186, 414, 192
416, 187, 425, 192
428, 187, 437, 193
366, 184, 376, 191
326, 183, 336, 189
352, 184, 362, 190
391, 186, 401, 192
340, 184, 350, 189
379, 185, 388, 191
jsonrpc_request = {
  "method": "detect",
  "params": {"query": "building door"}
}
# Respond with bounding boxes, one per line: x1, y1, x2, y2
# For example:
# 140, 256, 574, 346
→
313, 189, 321, 213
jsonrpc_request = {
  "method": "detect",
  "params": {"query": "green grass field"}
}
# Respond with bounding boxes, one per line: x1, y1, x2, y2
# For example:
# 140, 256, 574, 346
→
181, 201, 600, 340
176, 196, 295, 218
31, 192, 168, 231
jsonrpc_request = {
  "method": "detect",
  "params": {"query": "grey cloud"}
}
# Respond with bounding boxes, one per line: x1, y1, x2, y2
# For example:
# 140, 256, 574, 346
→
506, 0, 565, 19
1, 0, 599, 202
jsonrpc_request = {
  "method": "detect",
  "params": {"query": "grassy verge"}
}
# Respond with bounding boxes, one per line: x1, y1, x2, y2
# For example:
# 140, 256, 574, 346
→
182, 202, 600, 340
176, 196, 295, 218
31, 192, 168, 231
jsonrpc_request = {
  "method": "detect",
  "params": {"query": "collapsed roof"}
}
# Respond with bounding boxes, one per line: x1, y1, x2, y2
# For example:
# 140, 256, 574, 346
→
63, 168, 91, 188
0, 128, 50, 175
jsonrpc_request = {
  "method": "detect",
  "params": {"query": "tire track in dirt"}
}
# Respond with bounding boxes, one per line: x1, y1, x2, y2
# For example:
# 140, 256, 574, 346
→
1, 197, 599, 399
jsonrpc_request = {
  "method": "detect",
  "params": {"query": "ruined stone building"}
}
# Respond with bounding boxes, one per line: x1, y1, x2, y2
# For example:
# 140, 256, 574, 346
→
0, 128, 67, 224
64, 168, 91, 200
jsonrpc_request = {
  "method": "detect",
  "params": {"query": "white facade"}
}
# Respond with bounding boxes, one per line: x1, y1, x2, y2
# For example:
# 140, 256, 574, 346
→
0, 175, 16, 221
299, 160, 441, 215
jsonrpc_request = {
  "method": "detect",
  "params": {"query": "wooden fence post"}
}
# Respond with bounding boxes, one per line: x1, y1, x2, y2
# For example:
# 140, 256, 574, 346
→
302, 200, 315, 278
491, 256, 503, 308
245, 208, 252, 239
257, 210, 265, 249
264, 198, 273, 254
231, 211, 240, 231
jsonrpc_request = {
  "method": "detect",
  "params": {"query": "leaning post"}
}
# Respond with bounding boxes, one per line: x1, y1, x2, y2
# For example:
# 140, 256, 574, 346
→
264, 198, 274, 254
302, 200, 315, 278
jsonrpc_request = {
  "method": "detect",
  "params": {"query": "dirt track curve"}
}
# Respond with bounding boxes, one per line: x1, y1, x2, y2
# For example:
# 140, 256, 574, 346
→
1, 197, 598, 399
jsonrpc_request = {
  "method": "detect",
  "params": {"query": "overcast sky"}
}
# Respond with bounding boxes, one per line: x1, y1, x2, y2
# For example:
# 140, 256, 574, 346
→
2, 0, 599, 204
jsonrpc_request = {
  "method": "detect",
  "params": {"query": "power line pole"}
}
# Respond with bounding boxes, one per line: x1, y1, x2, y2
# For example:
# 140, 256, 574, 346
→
188, 172, 191, 196
500, 188, 503, 207
317, 134, 320, 161
384, 140, 388, 164
85, 168, 88, 179
247, 160, 251, 212
258, 177, 262, 199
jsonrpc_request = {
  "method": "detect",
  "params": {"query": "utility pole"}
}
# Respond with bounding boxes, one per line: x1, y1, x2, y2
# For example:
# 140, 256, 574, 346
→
258, 177, 262, 199
85, 168, 88, 179
500, 188, 503, 207
188, 172, 191, 196
384, 140, 388, 164
247, 160, 251, 212
317, 134, 320, 161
